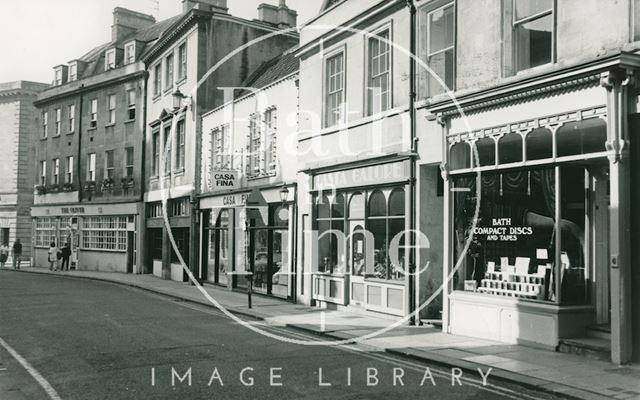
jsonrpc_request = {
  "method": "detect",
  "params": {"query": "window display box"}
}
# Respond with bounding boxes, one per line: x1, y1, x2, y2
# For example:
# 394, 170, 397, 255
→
449, 291, 594, 349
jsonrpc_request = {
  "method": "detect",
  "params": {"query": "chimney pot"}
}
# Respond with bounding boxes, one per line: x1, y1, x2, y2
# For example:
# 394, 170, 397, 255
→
112, 8, 155, 42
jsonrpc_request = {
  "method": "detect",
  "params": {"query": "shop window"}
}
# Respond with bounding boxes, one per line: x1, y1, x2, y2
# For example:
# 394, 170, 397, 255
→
349, 193, 366, 276
498, 133, 523, 164
349, 193, 365, 220
556, 118, 607, 158
450, 141, 471, 170
82, 216, 127, 251
148, 229, 163, 261
389, 187, 405, 216
35, 218, 57, 248
170, 228, 190, 264
367, 189, 405, 281
452, 166, 590, 305
474, 137, 496, 167
525, 127, 553, 160
316, 194, 345, 273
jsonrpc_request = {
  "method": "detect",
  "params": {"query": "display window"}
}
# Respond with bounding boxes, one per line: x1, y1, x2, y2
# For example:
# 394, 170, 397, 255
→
207, 210, 230, 286
314, 185, 407, 280
447, 109, 609, 305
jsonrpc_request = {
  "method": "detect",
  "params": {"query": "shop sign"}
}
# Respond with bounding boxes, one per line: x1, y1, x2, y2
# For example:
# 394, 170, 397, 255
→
211, 170, 238, 190
473, 218, 533, 242
61, 207, 85, 214
314, 161, 409, 191
222, 193, 248, 207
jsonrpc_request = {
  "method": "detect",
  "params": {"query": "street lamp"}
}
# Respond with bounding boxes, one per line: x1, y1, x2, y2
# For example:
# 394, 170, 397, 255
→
172, 89, 192, 110
279, 185, 289, 203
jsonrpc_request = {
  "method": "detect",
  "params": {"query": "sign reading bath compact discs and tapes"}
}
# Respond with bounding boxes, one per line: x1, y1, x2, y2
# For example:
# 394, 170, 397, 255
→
211, 170, 238, 190
473, 218, 533, 241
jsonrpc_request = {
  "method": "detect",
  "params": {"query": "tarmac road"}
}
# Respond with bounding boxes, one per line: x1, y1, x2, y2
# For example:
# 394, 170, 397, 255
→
0, 271, 568, 400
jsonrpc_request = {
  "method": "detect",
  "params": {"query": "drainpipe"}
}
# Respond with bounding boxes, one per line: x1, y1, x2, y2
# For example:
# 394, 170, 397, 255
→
406, 0, 417, 326
77, 85, 85, 202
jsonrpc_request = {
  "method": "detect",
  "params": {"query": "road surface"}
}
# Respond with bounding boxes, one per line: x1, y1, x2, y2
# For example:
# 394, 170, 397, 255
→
0, 271, 566, 400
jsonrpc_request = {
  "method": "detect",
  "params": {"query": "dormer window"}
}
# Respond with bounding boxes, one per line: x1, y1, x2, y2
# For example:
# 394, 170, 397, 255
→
69, 63, 77, 82
54, 68, 63, 86
125, 42, 136, 65
105, 49, 116, 71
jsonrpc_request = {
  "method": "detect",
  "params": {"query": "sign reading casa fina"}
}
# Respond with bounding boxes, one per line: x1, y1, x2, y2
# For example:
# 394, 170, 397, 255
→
211, 170, 238, 190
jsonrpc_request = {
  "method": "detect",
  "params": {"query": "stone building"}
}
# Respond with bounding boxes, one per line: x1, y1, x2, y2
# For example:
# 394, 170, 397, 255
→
199, 51, 299, 299
142, 0, 298, 282
31, 8, 179, 273
0, 81, 49, 264
417, 0, 640, 364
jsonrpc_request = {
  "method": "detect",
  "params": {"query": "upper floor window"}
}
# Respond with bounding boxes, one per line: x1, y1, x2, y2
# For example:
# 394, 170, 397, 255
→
125, 147, 134, 178
87, 153, 96, 181
69, 63, 77, 81
178, 43, 187, 80
68, 104, 75, 133
39, 161, 47, 185
54, 69, 63, 86
66, 156, 74, 184
89, 99, 98, 128
42, 111, 48, 138
163, 125, 172, 174
54, 109, 61, 136
212, 125, 231, 170
125, 42, 136, 64
504, 0, 554, 75
325, 51, 346, 127
152, 129, 160, 177
105, 49, 116, 70
107, 94, 116, 125
52, 158, 60, 185
165, 54, 174, 89
127, 90, 136, 120
176, 119, 185, 171
248, 113, 263, 176
419, 1, 455, 97
264, 108, 277, 172
153, 64, 161, 96
367, 28, 391, 115
105, 150, 115, 179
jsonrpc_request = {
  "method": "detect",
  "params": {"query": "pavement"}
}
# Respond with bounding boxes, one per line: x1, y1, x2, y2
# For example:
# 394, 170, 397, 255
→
4, 266, 640, 400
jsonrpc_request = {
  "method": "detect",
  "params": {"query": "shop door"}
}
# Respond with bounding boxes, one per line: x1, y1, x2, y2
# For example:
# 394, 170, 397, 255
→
126, 231, 134, 273
349, 221, 366, 307
251, 229, 270, 294
591, 168, 610, 325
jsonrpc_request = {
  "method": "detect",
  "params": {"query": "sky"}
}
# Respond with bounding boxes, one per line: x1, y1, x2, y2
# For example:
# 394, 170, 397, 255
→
0, 0, 323, 84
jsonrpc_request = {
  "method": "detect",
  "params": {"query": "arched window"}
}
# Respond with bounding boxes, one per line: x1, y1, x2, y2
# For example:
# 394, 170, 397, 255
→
526, 128, 553, 160
368, 190, 386, 217
316, 193, 345, 273
556, 118, 607, 157
349, 192, 365, 220
498, 133, 523, 164
317, 195, 330, 219
273, 205, 288, 227
475, 137, 496, 167
389, 188, 405, 216
450, 141, 471, 170
332, 193, 345, 218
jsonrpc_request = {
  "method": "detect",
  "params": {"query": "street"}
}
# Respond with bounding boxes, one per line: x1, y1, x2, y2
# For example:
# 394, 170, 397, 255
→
0, 271, 566, 400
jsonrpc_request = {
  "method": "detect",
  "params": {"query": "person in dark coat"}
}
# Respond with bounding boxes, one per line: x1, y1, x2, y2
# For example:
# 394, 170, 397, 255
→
60, 242, 72, 271
12, 239, 22, 269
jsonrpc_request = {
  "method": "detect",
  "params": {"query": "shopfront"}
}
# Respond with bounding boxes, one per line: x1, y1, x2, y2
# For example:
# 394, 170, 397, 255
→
310, 159, 411, 317
199, 186, 296, 300
439, 80, 619, 349
31, 202, 140, 273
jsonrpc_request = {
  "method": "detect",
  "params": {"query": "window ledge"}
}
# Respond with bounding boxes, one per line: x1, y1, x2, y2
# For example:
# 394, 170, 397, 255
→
67, 131, 74, 135
152, 94, 161, 102
87, 126, 97, 132
163, 86, 174, 95
124, 119, 135, 124
247, 171, 277, 180
40, 136, 48, 141
105, 123, 116, 128
176, 77, 187, 87
53, 133, 61, 138
173, 168, 186, 176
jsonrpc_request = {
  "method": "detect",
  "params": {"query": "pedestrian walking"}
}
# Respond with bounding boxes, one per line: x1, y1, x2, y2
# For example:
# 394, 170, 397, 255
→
12, 239, 22, 269
0, 243, 9, 268
60, 242, 71, 271
48, 241, 59, 271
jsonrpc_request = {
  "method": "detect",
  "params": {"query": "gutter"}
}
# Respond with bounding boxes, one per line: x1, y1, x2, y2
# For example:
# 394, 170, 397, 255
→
77, 85, 84, 202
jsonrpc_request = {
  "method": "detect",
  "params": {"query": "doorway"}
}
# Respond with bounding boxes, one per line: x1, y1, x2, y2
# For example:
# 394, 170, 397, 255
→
590, 166, 610, 326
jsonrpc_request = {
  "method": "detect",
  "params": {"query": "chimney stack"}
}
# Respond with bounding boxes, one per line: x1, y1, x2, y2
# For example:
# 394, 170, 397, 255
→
258, 0, 297, 27
182, 0, 228, 13
112, 8, 155, 42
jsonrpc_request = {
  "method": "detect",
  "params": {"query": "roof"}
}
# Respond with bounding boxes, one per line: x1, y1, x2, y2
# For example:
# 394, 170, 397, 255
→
70, 14, 182, 80
240, 51, 299, 94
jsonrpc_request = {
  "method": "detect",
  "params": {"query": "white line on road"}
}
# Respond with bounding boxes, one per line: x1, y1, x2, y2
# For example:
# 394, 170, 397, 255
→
0, 337, 62, 400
